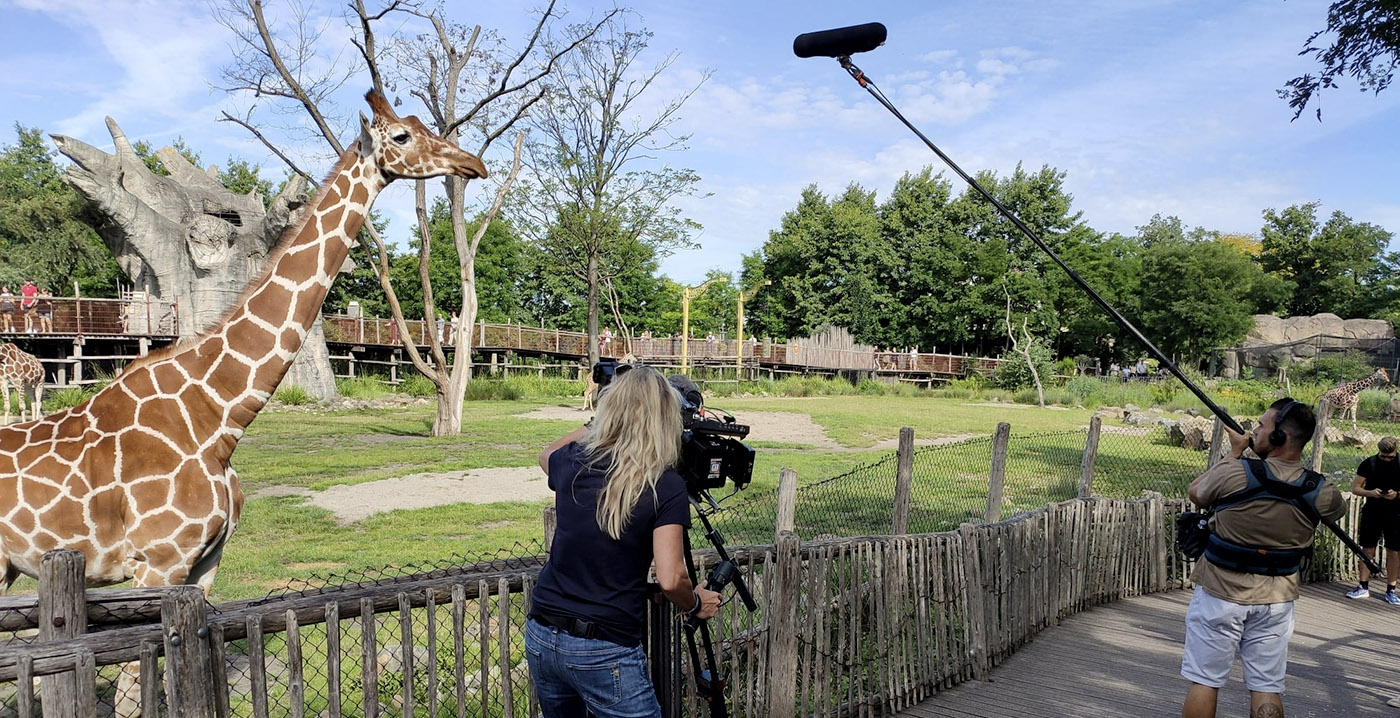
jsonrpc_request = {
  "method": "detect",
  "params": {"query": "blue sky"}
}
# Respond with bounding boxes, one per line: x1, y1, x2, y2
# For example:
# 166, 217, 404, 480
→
2, 0, 1397, 286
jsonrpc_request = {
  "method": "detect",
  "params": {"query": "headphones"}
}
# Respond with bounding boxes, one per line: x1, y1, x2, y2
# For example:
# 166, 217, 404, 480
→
1269, 400, 1304, 447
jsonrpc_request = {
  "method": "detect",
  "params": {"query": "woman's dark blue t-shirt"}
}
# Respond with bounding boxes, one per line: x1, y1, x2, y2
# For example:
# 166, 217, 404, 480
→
530, 441, 691, 643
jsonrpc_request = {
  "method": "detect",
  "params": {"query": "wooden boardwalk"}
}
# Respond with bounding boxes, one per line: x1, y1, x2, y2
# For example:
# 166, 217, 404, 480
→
900, 582, 1400, 717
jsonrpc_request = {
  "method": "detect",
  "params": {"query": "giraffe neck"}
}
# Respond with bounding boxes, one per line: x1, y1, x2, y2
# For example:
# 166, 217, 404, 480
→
105, 146, 385, 433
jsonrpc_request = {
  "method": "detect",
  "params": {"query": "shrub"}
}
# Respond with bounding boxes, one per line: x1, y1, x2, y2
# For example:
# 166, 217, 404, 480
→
336, 376, 391, 399
397, 373, 438, 397
1294, 351, 1375, 386
273, 385, 314, 405
43, 386, 97, 412
1065, 375, 1101, 401
991, 344, 1054, 390
463, 379, 521, 401
1148, 377, 1180, 407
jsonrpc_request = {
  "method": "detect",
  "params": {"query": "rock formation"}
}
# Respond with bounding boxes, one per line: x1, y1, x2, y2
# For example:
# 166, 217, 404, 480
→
51, 118, 339, 400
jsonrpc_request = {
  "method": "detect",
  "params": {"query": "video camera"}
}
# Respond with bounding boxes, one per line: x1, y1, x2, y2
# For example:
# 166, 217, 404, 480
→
591, 359, 755, 496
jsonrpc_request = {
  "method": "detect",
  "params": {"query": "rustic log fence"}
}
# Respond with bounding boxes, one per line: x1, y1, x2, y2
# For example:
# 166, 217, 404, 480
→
0, 412, 1366, 717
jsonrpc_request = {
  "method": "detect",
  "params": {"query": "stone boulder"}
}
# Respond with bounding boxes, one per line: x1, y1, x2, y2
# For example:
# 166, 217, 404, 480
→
1169, 415, 1216, 451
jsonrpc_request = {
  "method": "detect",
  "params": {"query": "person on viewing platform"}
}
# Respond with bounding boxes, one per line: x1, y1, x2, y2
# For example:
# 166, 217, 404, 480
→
35, 289, 53, 333
0, 286, 13, 333
19, 279, 37, 333
1345, 436, 1400, 603
1180, 398, 1346, 718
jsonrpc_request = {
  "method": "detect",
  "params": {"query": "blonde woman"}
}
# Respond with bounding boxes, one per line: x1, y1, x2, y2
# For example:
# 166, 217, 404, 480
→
528, 364, 720, 718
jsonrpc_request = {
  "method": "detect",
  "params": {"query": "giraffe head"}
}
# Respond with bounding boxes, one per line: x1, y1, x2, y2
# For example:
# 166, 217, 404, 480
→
359, 90, 488, 181
1377, 367, 1391, 385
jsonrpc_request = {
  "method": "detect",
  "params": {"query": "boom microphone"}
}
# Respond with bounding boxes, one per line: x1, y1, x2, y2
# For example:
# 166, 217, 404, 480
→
793, 22, 887, 58
668, 374, 704, 408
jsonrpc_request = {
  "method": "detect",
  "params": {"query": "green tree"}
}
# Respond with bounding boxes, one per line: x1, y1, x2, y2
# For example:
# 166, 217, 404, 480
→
754, 184, 898, 346
1281, 0, 1400, 120
1259, 202, 1395, 317
0, 125, 121, 295
1139, 239, 1270, 364
131, 137, 203, 177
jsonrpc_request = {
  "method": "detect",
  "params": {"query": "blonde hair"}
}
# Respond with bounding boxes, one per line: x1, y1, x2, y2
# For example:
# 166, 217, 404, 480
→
579, 365, 683, 539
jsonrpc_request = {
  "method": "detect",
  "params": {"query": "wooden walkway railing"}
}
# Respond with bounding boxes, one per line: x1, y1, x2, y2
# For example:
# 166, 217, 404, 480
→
0, 491, 1263, 718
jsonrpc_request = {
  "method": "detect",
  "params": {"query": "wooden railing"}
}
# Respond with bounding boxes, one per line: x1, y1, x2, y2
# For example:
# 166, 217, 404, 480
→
0, 484, 1362, 718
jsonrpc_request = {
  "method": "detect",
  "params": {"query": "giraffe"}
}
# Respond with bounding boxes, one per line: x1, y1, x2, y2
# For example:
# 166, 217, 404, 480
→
1322, 367, 1391, 431
0, 343, 43, 424
0, 90, 486, 715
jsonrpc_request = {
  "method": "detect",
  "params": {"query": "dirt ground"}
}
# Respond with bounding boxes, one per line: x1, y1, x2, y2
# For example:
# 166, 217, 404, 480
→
256, 467, 552, 524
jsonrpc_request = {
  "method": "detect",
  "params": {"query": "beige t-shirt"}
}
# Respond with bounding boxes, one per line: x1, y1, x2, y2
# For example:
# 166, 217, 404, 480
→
1190, 456, 1347, 605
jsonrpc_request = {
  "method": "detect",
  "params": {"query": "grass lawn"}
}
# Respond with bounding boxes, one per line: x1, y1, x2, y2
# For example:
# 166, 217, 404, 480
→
2, 392, 1197, 600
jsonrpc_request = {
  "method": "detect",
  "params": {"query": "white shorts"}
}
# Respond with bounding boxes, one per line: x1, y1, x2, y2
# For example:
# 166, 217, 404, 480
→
1180, 585, 1294, 693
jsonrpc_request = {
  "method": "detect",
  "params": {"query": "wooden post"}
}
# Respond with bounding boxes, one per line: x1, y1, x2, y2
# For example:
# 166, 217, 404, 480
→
775, 468, 798, 541
1208, 416, 1227, 468
1078, 416, 1101, 499
1310, 396, 1332, 472
985, 422, 1011, 523
39, 550, 86, 718
893, 427, 915, 534
767, 530, 801, 716
163, 586, 215, 718
959, 523, 990, 679
543, 507, 557, 552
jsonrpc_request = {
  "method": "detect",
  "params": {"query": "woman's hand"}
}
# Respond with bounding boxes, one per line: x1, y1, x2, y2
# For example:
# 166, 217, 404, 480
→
693, 581, 721, 620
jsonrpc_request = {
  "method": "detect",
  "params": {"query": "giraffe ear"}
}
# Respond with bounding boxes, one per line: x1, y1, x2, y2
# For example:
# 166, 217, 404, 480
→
358, 112, 374, 149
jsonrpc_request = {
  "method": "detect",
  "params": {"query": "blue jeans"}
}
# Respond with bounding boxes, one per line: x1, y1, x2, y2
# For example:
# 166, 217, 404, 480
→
525, 618, 660, 718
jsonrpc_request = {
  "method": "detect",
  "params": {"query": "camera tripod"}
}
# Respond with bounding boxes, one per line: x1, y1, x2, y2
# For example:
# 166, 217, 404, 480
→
651, 490, 757, 718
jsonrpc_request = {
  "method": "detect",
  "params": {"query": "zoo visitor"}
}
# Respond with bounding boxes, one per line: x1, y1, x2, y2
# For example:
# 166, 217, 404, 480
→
527, 365, 720, 718
1345, 435, 1400, 602
1180, 398, 1346, 718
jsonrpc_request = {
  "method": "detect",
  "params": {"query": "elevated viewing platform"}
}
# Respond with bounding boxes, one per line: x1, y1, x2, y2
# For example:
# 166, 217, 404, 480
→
1, 297, 1001, 387
899, 582, 1400, 717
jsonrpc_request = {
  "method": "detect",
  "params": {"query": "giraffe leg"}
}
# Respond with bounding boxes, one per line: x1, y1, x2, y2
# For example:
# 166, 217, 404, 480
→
2, 376, 10, 425
30, 383, 42, 422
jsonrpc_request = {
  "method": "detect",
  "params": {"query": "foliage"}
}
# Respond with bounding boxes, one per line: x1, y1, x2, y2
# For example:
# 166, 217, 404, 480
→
41, 386, 98, 413
0, 125, 123, 295
397, 373, 438, 398
1065, 375, 1101, 401
335, 376, 392, 399
1280, 0, 1400, 120
273, 385, 315, 405
991, 343, 1054, 390
1137, 238, 1271, 364
1259, 202, 1397, 318
1293, 350, 1378, 385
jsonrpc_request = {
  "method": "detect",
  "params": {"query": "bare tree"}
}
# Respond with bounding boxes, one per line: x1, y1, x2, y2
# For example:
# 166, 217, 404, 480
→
1005, 284, 1045, 407
214, 0, 611, 434
514, 16, 708, 366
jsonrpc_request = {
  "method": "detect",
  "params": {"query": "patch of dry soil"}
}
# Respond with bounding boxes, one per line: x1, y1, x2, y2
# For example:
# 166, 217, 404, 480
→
253, 467, 553, 525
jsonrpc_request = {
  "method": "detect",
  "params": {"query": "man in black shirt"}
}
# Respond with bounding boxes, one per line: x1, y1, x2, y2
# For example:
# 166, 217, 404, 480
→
1346, 436, 1400, 603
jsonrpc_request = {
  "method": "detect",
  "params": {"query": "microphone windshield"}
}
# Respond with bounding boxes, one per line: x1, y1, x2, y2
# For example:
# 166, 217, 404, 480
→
793, 22, 887, 59
667, 374, 704, 408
